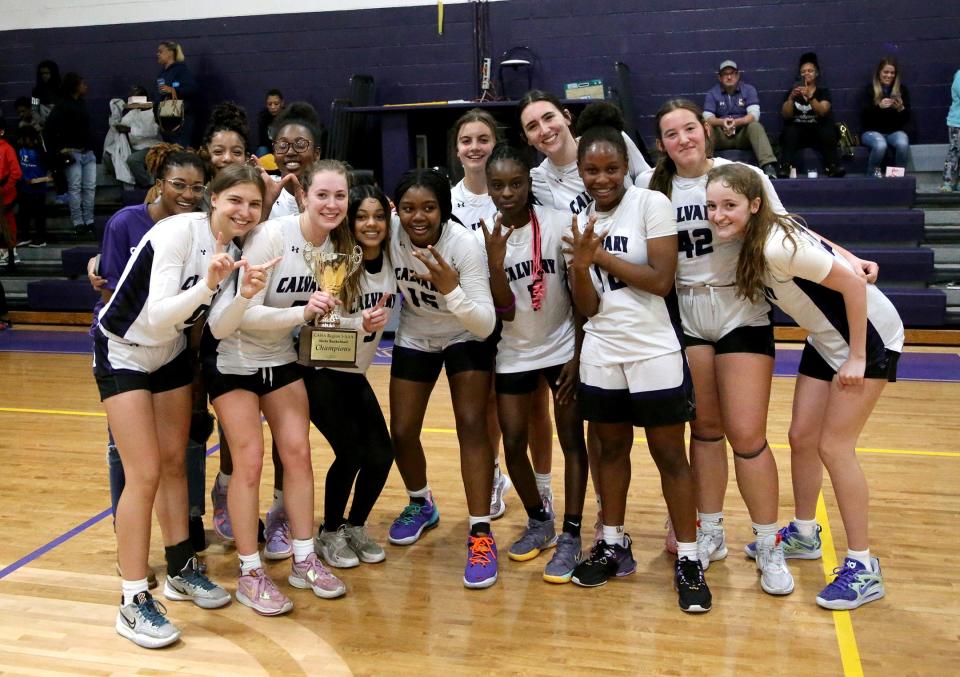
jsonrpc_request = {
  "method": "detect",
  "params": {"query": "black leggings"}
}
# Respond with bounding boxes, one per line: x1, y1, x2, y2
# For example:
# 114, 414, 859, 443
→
780, 120, 839, 168
303, 368, 394, 528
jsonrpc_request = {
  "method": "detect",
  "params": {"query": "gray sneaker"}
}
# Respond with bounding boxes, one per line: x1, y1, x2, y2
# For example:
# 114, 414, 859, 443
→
543, 531, 581, 584
116, 591, 181, 649
316, 524, 360, 568
490, 471, 512, 520
163, 556, 231, 609
507, 517, 557, 562
343, 524, 386, 563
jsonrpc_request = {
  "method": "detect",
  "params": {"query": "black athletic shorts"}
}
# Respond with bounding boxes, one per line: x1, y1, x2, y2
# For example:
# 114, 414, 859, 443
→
495, 363, 565, 395
797, 343, 900, 383
683, 324, 775, 357
390, 340, 494, 383
205, 361, 305, 401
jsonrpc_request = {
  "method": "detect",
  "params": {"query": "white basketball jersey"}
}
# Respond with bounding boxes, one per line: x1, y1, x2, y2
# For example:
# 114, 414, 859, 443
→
451, 179, 497, 232
329, 252, 397, 374
390, 219, 495, 342
213, 214, 333, 372
98, 212, 234, 347
763, 223, 904, 368
475, 204, 575, 373
269, 176, 300, 219
635, 157, 785, 288
531, 131, 651, 215
566, 186, 683, 366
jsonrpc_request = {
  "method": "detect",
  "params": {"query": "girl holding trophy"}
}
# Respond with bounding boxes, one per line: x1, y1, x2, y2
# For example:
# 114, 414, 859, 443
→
207, 159, 356, 614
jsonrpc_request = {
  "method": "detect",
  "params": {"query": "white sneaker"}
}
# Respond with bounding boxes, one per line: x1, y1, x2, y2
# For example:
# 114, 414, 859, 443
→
489, 470, 512, 520
316, 524, 360, 568
756, 534, 795, 595
115, 592, 181, 649
697, 523, 728, 571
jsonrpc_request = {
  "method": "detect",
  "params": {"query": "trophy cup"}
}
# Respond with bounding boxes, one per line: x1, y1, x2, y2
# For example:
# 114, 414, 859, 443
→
298, 243, 363, 367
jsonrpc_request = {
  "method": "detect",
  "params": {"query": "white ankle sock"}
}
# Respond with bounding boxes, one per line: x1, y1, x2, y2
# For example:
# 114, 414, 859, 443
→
676, 541, 698, 561
752, 522, 779, 541
216, 472, 230, 490
292, 538, 314, 563
408, 485, 430, 499
847, 548, 872, 569
534, 472, 552, 494
122, 578, 149, 606
698, 511, 724, 528
794, 517, 818, 538
602, 525, 625, 547
468, 515, 490, 529
239, 551, 262, 575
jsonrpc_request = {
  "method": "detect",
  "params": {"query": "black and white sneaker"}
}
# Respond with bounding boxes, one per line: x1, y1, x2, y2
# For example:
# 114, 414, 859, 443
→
675, 556, 712, 613
163, 556, 231, 609
116, 591, 181, 649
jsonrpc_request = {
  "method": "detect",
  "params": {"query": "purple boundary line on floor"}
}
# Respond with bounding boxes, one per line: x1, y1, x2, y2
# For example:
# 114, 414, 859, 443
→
0, 443, 222, 581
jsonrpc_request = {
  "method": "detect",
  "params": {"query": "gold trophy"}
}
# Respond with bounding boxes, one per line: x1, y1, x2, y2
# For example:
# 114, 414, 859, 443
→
298, 243, 363, 367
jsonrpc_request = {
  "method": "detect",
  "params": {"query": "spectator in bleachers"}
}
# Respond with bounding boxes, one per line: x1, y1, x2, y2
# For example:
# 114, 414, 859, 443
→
779, 52, 845, 178
104, 86, 162, 188
44, 72, 97, 235
942, 67, 960, 193
30, 60, 61, 128
14, 97, 42, 133
155, 41, 197, 147
15, 126, 49, 248
0, 119, 22, 268
703, 60, 778, 179
32, 60, 68, 203
860, 58, 911, 177
256, 89, 285, 157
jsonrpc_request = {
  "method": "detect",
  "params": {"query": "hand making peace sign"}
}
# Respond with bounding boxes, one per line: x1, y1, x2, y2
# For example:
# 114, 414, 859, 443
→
412, 245, 460, 295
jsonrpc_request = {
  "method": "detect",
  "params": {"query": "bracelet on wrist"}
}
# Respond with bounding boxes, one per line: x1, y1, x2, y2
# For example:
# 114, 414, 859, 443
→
494, 295, 516, 314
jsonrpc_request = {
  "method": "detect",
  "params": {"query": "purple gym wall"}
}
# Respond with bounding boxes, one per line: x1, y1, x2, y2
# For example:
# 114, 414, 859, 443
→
1, 0, 957, 152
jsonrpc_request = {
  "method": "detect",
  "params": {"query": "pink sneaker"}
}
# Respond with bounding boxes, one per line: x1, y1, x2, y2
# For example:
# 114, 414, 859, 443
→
211, 478, 233, 542
236, 568, 293, 616
664, 517, 678, 555
264, 507, 292, 560
289, 553, 347, 599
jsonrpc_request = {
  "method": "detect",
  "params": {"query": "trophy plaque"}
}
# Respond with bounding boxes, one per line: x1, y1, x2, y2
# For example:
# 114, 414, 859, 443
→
298, 243, 363, 367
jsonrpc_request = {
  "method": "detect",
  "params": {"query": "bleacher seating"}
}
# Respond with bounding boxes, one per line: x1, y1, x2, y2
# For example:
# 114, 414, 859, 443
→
775, 175, 946, 326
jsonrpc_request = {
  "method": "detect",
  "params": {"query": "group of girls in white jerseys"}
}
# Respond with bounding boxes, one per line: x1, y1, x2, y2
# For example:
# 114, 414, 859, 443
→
97, 87, 901, 648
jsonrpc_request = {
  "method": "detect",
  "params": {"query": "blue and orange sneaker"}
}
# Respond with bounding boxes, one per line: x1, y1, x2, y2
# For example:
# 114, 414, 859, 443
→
387, 493, 439, 545
464, 531, 498, 589
816, 557, 885, 610
745, 521, 822, 560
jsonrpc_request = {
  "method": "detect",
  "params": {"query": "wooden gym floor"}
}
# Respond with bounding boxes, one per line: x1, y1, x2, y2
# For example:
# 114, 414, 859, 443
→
0, 336, 957, 675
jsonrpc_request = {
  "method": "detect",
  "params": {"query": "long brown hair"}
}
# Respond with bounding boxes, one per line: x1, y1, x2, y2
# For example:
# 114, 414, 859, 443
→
648, 99, 712, 200
705, 163, 804, 304
872, 57, 902, 104
301, 159, 361, 309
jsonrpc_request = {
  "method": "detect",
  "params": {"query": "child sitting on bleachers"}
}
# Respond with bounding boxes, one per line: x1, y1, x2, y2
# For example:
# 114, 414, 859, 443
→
16, 126, 50, 248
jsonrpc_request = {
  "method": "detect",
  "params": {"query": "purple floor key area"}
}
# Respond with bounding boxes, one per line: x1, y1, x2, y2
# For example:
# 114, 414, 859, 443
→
2, 330, 958, 382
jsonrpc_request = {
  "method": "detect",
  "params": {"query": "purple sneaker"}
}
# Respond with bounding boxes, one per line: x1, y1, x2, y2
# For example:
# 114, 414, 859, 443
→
289, 553, 347, 599
463, 532, 498, 589
387, 495, 439, 545
264, 507, 292, 560
816, 557, 885, 610
211, 478, 233, 542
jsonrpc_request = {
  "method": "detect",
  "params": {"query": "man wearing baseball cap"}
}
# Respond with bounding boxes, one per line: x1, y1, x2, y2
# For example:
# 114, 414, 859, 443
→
703, 59, 779, 178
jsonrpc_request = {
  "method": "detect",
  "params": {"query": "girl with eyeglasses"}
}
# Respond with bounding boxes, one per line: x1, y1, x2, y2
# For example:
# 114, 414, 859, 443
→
267, 102, 323, 218
95, 148, 210, 579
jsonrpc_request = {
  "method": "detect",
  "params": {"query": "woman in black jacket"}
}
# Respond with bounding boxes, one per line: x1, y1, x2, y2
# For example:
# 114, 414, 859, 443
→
860, 57, 911, 177
156, 41, 198, 147
778, 52, 845, 178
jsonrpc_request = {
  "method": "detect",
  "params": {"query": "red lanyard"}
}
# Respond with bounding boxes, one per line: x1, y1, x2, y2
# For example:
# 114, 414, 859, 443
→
530, 207, 545, 311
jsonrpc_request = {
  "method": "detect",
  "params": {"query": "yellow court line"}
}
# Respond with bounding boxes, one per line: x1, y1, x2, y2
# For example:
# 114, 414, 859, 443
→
816, 493, 864, 677
3, 412, 959, 458
0, 406, 105, 418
